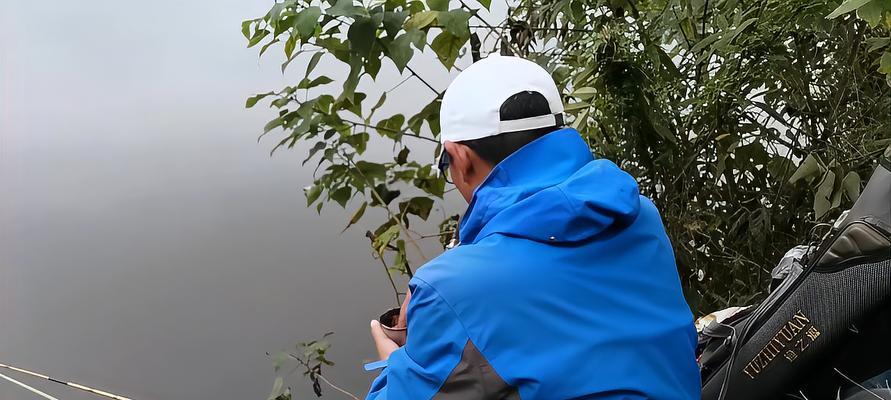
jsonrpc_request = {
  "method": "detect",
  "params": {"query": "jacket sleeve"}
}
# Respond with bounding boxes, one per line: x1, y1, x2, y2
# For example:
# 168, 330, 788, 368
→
366, 277, 470, 400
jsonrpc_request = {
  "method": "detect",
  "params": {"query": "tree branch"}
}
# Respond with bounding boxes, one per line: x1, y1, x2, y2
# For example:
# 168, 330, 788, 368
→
341, 118, 439, 144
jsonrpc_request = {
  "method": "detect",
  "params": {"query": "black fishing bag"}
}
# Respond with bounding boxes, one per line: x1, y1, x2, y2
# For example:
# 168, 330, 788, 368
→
699, 160, 891, 400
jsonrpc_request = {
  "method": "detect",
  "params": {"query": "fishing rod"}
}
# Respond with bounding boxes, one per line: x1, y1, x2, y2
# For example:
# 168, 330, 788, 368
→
0, 363, 134, 400
0, 371, 60, 400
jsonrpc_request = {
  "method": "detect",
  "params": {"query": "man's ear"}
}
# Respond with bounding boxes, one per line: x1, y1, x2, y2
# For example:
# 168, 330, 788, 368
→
444, 141, 474, 183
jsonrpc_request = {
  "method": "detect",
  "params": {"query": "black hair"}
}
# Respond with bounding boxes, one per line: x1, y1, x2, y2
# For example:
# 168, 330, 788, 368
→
459, 90, 562, 166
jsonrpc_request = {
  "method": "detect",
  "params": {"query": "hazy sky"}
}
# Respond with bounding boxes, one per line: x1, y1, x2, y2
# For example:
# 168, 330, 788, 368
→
0, 1, 467, 399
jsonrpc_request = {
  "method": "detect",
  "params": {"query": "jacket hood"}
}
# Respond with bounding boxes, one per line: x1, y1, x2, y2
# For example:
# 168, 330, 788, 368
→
459, 128, 641, 245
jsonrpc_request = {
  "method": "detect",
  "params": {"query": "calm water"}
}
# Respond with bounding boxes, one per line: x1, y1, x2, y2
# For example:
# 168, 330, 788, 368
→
0, 1, 462, 399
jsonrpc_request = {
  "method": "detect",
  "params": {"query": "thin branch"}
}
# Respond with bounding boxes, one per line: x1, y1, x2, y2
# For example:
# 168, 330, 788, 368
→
340, 152, 420, 279
369, 240, 402, 306
316, 373, 361, 400
384, 75, 413, 93
341, 118, 439, 144
462, 24, 593, 32
288, 353, 361, 400
405, 64, 442, 96
417, 230, 454, 239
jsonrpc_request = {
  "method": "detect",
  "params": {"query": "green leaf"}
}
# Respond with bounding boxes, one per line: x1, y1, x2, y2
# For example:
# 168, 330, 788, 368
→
248, 29, 270, 48
407, 98, 441, 135
477, 0, 492, 10
306, 52, 324, 77
857, 0, 886, 26
431, 31, 466, 69
341, 56, 362, 102
266, 3, 285, 28
246, 92, 273, 108
341, 92, 367, 117
751, 101, 791, 127
571, 108, 588, 130
303, 141, 327, 165
571, 87, 597, 99
376, 114, 406, 138
317, 37, 350, 62
391, 239, 409, 274
385, 0, 408, 10
267, 377, 284, 400
880, 51, 891, 74
305, 184, 322, 206
241, 20, 255, 40
564, 101, 590, 112
271, 97, 291, 108
714, 18, 757, 49
403, 28, 426, 51
328, 0, 366, 17
416, 174, 445, 197
370, 6, 386, 26
264, 117, 284, 133
373, 224, 401, 255
370, 92, 387, 117
387, 33, 415, 71
281, 52, 299, 73
690, 31, 722, 54
371, 184, 401, 206
437, 10, 471, 39
866, 37, 891, 53
829, 173, 844, 209
298, 75, 334, 89
813, 170, 836, 219
789, 153, 825, 183
295, 6, 322, 40
365, 48, 383, 78
259, 38, 280, 58
346, 131, 370, 153
356, 160, 388, 180
271, 351, 288, 372
656, 46, 684, 79
330, 186, 352, 207
382, 11, 408, 38
842, 171, 861, 201
827, 0, 873, 19
348, 16, 377, 56
404, 11, 438, 31
399, 196, 434, 220
284, 34, 297, 58
396, 147, 409, 164
342, 202, 368, 233
428, 0, 449, 11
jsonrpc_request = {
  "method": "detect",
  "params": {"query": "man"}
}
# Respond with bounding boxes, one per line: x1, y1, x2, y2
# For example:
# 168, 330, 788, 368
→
366, 55, 700, 399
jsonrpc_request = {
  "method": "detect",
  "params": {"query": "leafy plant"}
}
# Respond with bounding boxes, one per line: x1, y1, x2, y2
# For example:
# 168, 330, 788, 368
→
266, 332, 361, 399
245, 0, 890, 396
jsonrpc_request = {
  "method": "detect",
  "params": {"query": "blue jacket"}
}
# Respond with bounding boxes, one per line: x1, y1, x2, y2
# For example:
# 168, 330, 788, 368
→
366, 128, 700, 399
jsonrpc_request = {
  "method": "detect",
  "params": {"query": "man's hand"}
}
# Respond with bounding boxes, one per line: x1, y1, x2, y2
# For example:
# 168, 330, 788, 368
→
370, 289, 412, 360
370, 320, 400, 360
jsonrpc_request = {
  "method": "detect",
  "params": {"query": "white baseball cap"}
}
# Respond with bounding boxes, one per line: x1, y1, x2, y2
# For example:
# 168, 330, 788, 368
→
439, 55, 565, 144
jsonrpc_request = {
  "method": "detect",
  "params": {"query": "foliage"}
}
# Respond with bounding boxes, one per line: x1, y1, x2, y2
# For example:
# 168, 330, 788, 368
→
266, 332, 344, 399
530, 0, 891, 310
244, 0, 890, 311
244, 0, 890, 394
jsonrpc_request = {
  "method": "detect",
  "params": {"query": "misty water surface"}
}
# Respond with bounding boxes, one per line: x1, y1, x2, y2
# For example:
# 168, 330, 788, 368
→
0, 1, 465, 399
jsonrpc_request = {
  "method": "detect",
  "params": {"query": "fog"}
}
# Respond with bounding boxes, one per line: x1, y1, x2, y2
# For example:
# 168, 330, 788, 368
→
0, 1, 464, 399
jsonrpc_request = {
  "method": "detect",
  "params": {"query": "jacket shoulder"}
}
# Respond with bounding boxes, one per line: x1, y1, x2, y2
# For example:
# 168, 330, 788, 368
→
411, 241, 505, 305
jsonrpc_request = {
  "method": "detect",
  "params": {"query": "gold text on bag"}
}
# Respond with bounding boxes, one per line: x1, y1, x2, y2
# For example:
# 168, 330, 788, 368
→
742, 310, 821, 379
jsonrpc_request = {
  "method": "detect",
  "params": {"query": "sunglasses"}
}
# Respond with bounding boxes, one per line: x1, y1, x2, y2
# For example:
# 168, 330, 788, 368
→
437, 150, 453, 184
